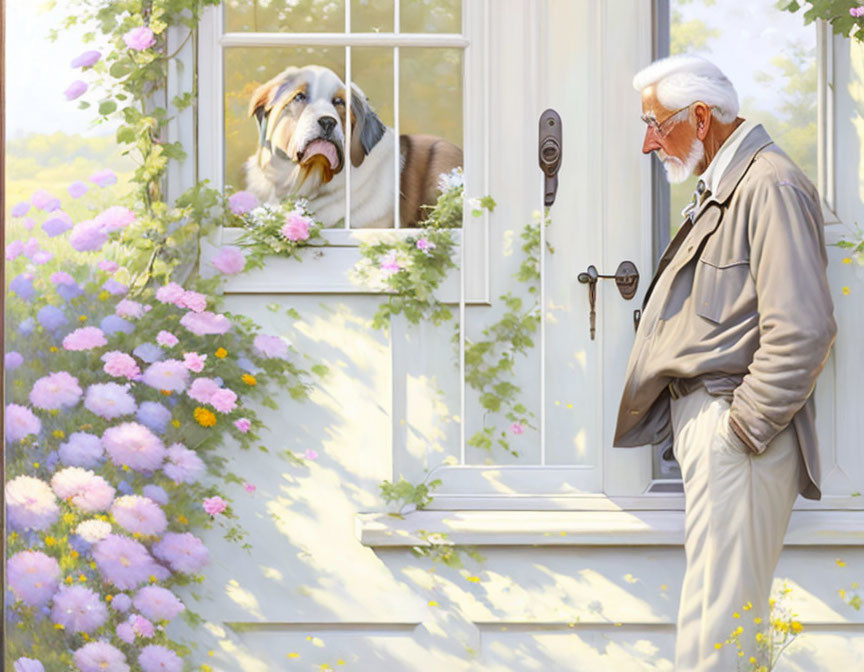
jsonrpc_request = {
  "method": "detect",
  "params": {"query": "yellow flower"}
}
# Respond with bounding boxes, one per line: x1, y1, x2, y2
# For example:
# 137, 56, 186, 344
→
754, 617, 762, 624
466, 575, 481, 583
63, 513, 76, 524
122, 464, 130, 471
53, 430, 65, 439
149, 574, 158, 583
33, 462, 40, 469
286, 653, 299, 659
106, 594, 113, 602
54, 623, 65, 630
843, 257, 852, 264
215, 348, 227, 358
78, 574, 87, 582
81, 632, 90, 641
734, 626, 743, 635
756, 633, 763, 642
732, 611, 740, 619
194, 407, 217, 427
89, 562, 97, 569
44, 536, 56, 546
837, 558, 847, 567
171, 419, 181, 428
428, 600, 438, 607
791, 621, 803, 632
160, 389, 172, 396
201, 666, 213, 672
714, 643, 723, 650
79, 315, 88, 322
65, 576, 74, 584
176, 514, 188, 525
842, 286, 851, 296
49, 346, 59, 353
98, 290, 110, 301
769, 598, 776, 607
242, 374, 257, 386
749, 657, 757, 664
70, 550, 79, 559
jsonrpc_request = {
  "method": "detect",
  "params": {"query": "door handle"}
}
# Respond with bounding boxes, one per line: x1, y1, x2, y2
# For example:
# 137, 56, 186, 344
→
577, 261, 639, 340
538, 109, 562, 206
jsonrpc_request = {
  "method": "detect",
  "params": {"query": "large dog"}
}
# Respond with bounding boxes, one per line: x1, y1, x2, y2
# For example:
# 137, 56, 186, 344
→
244, 64, 463, 228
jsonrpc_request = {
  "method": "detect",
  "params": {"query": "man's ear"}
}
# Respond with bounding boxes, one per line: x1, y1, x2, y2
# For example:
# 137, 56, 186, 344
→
694, 102, 712, 140
349, 84, 387, 168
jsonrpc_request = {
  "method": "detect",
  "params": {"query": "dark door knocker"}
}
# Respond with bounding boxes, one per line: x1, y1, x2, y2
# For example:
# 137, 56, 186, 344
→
577, 261, 640, 340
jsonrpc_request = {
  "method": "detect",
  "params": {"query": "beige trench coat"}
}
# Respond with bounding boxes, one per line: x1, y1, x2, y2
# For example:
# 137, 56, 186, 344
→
613, 124, 837, 500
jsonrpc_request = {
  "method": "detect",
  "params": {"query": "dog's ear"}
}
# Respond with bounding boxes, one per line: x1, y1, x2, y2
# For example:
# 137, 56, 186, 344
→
248, 68, 301, 147
349, 84, 387, 168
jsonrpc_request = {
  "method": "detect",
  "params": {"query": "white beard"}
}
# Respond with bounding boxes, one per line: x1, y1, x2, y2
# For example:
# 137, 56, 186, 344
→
661, 137, 705, 184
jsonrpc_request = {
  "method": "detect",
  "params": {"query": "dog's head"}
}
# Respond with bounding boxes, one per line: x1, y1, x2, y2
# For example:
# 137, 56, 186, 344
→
247, 65, 387, 190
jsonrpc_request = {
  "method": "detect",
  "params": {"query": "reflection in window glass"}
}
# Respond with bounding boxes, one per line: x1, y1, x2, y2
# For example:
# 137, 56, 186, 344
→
351, 0, 394, 33
224, 0, 346, 33
667, 1, 817, 238
400, 0, 461, 33
399, 47, 462, 147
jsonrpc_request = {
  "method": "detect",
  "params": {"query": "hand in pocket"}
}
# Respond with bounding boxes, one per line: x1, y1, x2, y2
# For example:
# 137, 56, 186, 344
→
713, 407, 751, 457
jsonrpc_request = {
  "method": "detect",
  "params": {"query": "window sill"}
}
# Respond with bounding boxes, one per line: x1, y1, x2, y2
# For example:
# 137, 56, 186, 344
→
354, 509, 864, 547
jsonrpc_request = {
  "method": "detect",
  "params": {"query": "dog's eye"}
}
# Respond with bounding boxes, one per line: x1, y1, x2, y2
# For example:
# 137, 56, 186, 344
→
293, 92, 306, 103
332, 97, 345, 106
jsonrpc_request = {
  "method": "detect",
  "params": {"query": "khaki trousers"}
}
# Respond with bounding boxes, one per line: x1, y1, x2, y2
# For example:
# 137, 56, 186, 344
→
670, 386, 803, 671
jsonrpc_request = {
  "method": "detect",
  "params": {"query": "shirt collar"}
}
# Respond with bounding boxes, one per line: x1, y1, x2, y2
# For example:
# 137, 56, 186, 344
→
698, 119, 759, 196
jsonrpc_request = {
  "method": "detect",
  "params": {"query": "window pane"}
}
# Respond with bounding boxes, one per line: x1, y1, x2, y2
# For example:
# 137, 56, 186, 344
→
351, 0, 394, 33
225, 0, 346, 33
667, 0, 817, 239
399, 47, 462, 147
400, 0, 461, 34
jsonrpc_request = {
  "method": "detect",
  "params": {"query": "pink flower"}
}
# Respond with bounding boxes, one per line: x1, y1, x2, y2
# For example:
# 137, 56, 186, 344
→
6, 240, 24, 260
510, 422, 524, 435
29, 371, 83, 410
5, 404, 42, 442
203, 495, 227, 516
7, 550, 61, 607
852, 7, 864, 18
211, 245, 246, 275
133, 585, 185, 621
304, 448, 318, 460
102, 423, 166, 472
98, 259, 119, 273
244, 483, 256, 492
95, 206, 135, 232
84, 383, 137, 420
115, 299, 146, 319
152, 532, 210, 573
234, 418, 251, 433
51, 271, 76, 285
187, 377, 221, 404
210, 388, 237, 413
123, 26, 156, 51
138, 645, 182, 672
131, 614, 155, 639
6, 475, 59, 531
50, 585, 108, 633
180, 311, 231, 335
50, 467, 116, 513
110, 495, 167, 536
155, 282, 185, 305
92, 534, 166, 591
116, 620, 135, 644
157, 330, 178, 347
71, 50, 101, 68
63, 327, 107, 351
102, 352, 141, 380
281, 210, 312, 241
64, 80, 88, 100
32, 189, 60, 212
380, 249, 401, 275
178, 290, 207, 312
253, 333, 289, 359
141, 360, 189, 393
182, 352, 207, 372
89, 169, 117, 187
416, 237, 436, 253
162, 443, 205, 484
69, 219, 108, 252
228, 190, 259, 214
72, 641, 129, 672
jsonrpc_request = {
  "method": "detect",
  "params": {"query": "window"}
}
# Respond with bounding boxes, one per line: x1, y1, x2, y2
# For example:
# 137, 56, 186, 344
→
195, 0, 491, 302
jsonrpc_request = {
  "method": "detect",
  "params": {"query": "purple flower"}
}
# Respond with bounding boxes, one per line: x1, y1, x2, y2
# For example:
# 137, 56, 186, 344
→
211, 245, 246, 275
254, 333, 289, 359
133, 343, 163, 363
32, 250, 54, 265
11, 201, 30, 217
131, 613, 155, 638
142, 359, 189, 393
228, 190, 259, 214
6, 351, 24, 370
142, 484, 168, 505
71, 50, 101, 68
100, 315, 135, 336
50, 585, 108, 633
180, 310, 231, 335
95, 205, 135, 232
162, 443, 205, 484
110, 593, 132, 612
234, 418, 251, 433
89, 169, 117, 187
84, 382, 137, 420
124, 26, 157, 51
110, 495, 167, 536
115, 299, 146, 319
203, 495, 227, 516
187, 377, 220, 404
63, 327, 107, 351
138, 645, 182, 672
6, 404, 41, 442
137, 401, 171, 433
37, 305, 68, 331
42, 211, 73, 237
133, 586, 185, 621
10, 273, 36, 301
64, 80, 88, 101
102, 351, 141, 380
13, 657, 46, 672
6, 240, 25, 260
116, 620, 135, 644
92, 534, 167, 591
98, 259, 119, 273
30, 371, 82, 410
51, 271, 75, 285
102, 278, 128, 296
31, 189, 61, 212
152, 532, 210, 573
852, 7, 864, 18
102, 423, 166, 472
68, 181, 89, 198
210, 388, 237, 413
7, 550, 61, 608
18, 318, 35, 335
59, 432, 104, 468
6, 476, 59, 531
72, 641, 129, 672
51, 467, 116, 513
69, 219, 108, 252
156, 331, 178, 347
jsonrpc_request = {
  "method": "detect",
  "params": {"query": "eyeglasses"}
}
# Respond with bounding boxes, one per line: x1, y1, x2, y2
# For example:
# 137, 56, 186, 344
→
640, 103, 693, 137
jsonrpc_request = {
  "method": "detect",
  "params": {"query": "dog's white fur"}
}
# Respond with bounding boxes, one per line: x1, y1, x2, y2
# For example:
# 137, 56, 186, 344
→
244, 65, 401, 229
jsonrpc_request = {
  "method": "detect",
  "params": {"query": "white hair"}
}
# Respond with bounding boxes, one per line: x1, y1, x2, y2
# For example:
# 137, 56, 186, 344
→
632, 54, 739, 124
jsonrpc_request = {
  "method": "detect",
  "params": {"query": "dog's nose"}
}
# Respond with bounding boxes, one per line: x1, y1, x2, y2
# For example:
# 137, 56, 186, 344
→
318, 116, 337, 136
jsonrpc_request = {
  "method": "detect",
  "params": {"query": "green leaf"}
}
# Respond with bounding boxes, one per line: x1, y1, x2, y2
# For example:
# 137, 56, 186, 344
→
98, 100, 117, 115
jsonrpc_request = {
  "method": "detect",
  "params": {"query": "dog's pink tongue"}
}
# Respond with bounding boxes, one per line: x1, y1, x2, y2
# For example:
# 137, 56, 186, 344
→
303, 140, 339, 169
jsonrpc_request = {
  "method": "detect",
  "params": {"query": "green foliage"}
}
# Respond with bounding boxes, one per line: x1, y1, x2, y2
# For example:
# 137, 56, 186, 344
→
379, 476, 443, 511
409, 530, 486, 571
781, 0, 864, 43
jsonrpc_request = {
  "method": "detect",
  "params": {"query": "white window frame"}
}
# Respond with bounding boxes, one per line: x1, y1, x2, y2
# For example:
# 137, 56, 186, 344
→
192, 1, 491, 305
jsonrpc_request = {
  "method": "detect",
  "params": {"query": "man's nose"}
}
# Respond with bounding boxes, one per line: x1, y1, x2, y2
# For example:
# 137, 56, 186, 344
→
642, 128, 661, 155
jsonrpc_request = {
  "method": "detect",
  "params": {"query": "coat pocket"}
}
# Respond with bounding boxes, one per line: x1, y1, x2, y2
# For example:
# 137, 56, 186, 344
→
693, 258, 752, 324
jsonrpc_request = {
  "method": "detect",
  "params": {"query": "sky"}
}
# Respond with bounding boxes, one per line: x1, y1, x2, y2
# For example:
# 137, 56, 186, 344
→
6, 0, 119, 138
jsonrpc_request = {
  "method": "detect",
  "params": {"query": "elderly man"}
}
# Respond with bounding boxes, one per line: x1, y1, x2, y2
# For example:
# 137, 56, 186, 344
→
614, 54, 837, 670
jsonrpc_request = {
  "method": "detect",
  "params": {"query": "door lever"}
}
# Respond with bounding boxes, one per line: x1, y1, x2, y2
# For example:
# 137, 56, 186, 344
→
577, 261, 639, 340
